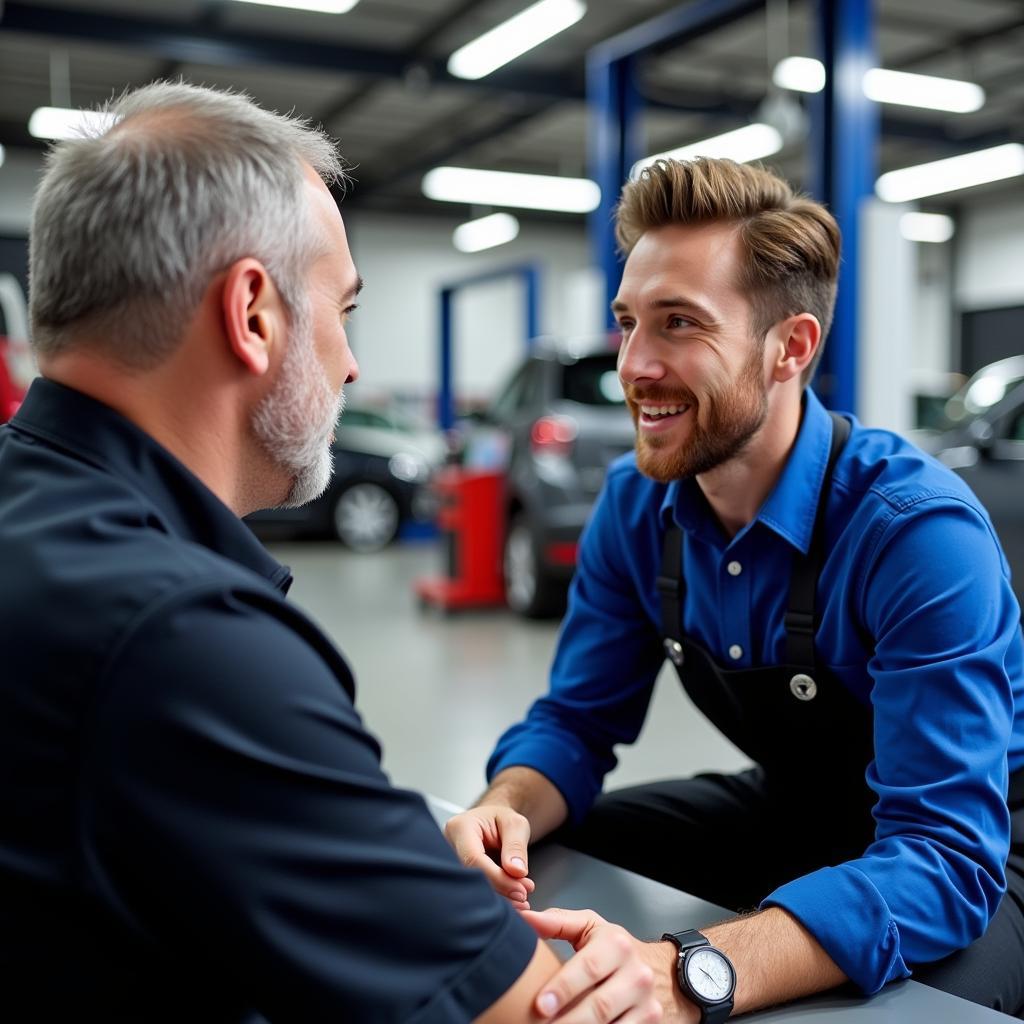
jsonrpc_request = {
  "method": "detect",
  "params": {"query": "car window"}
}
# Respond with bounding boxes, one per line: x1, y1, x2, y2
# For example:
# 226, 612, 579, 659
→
561, 355, 624, 406
492, 361, 540, 419
1009, 410, 1024, 443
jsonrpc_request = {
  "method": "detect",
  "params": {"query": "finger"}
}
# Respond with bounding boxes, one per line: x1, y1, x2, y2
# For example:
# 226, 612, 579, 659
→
495, 808, 533, 878
546, 960, 657, 1024
472, 856, 533, 903
520, 907, 598, 947
533, 927, 633, 1018
445, 816, 533, 902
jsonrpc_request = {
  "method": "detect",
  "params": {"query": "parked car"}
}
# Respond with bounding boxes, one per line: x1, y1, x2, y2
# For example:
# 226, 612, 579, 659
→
246, 405, 444, 552
468, 338, 636, 617
928, 376, 1024, 605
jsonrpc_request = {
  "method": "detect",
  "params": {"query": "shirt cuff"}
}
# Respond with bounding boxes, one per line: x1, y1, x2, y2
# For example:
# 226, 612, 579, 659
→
761, 864, 910, 994
488, 738, 595, 824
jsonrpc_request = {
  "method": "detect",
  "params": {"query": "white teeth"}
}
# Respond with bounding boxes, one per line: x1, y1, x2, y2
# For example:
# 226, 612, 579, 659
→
640, 404, 688, 417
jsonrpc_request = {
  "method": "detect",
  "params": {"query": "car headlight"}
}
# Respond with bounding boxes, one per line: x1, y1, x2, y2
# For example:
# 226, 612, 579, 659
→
389, 451, 428, 483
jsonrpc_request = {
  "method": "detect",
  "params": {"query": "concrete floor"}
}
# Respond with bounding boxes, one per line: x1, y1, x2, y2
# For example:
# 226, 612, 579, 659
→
272, 538, 750, 809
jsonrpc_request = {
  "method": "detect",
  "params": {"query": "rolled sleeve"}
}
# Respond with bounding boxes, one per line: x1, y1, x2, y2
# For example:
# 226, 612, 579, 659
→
768, 495, 1021, 993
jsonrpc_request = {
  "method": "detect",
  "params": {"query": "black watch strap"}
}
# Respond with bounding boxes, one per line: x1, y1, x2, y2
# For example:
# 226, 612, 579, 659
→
662, 928, 709, 952
661, 929, 734, 1024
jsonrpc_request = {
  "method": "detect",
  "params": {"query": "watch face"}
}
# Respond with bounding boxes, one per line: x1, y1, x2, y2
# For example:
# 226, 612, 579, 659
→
684, 947, 734, 1002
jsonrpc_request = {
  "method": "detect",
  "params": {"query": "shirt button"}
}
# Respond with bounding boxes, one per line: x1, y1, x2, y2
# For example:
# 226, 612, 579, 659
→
727, 561, 742, 576
728, 644, 743, 660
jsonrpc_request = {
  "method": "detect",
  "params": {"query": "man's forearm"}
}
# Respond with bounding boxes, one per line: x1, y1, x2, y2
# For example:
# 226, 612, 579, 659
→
636, 906, 848, 1023
705, 907, 846, 1013
478, 766, 570, 842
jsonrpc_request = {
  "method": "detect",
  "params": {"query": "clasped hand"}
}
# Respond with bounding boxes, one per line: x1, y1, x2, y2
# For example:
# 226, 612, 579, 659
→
446, 805, 676, 1022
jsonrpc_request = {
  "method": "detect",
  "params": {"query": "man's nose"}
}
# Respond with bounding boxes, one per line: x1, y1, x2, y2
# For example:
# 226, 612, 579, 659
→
618, 327, 663, 384
346, 356, 359, 384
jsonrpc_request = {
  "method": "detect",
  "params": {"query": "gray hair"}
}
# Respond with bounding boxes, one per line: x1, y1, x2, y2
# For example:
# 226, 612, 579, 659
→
29, 81, 347, 367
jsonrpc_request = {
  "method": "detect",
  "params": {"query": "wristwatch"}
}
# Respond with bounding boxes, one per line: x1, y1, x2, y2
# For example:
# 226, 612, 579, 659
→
661, 929, 736, 1024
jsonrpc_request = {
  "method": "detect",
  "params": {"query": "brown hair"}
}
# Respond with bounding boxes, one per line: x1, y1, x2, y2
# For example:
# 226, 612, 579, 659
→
615, 158, 840, 384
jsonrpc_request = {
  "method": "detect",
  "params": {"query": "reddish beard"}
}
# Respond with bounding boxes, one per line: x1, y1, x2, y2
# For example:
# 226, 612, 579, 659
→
624, 346, 768, 483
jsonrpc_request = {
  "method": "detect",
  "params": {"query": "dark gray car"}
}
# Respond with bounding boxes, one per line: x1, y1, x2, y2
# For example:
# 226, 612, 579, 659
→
931, 378, 1024, 605
479, 340, 636, 617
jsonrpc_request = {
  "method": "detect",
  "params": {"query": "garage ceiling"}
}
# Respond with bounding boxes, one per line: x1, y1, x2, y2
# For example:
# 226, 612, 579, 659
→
1, 0, 1022, 221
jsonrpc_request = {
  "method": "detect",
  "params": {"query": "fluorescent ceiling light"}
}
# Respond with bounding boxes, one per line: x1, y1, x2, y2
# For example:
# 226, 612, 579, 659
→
632, 123, 783, 178
0, 144, 5, 169
448, 0, 586, 80
423, 167, 600, 214
899, 212, 955, 243
453, 213, 520, 253
28, 107, 118, 140
876, 143, 1024, 202
232, 0, 360, 12
863, 68, 984, 113
772, 56, 826, 93
772, 58, 985, 113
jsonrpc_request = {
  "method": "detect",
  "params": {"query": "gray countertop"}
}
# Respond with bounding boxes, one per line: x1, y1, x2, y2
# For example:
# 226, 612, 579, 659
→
427, 796, 1013, 1022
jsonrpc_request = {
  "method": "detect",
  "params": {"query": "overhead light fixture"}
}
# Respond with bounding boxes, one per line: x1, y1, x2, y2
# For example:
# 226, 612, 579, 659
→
231, 0, 360, 12
448, 0, 586, 81
772, 58, 985, 113
899, 212, 955, 243
863, 68, 984, 113
876, 144, 1024, 202
453, 213, 521, 253
772, 56, 826, 93
423, 167, 600, 214
28, 107, 118, 140
632, 123, 783, 178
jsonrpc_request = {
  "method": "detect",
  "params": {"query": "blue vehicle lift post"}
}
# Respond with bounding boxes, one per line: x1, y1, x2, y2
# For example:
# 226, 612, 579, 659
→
437, 263, 540, 430
586, 0, 877, 416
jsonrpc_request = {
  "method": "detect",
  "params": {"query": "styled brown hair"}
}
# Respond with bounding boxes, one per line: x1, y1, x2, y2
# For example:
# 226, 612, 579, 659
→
615, 158, 840, 384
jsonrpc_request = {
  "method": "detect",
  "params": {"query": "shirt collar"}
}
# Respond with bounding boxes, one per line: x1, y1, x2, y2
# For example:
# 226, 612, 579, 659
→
11, 378, 292, 591
658, 389, 833, 555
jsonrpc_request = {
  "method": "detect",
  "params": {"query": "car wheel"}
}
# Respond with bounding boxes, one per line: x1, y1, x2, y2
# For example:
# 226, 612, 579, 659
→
503, 513, 562, 618
331, 482, 401, 552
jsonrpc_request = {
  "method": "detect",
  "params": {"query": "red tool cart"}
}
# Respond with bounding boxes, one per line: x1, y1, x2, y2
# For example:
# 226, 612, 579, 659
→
414, 467, 506, 611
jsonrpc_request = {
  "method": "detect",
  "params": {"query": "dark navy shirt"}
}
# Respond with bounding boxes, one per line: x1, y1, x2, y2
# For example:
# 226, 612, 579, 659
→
0, 378, 535, 1022
489, 388, 1024, 995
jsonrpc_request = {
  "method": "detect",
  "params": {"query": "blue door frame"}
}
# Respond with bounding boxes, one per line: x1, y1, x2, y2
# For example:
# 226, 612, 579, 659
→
437, 264, 541, 430
586, 0, 877, 415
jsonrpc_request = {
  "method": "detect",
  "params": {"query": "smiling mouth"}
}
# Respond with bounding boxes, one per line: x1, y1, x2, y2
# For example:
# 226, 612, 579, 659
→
638, 402, 692, 423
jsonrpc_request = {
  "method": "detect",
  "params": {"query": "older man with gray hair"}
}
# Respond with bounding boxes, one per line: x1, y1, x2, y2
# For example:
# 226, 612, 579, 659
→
0, 83, 661, 1023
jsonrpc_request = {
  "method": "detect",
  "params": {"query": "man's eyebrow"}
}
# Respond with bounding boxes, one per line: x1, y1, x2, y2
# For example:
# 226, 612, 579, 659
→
342, 275, 364, 302
610, 295, 718, 323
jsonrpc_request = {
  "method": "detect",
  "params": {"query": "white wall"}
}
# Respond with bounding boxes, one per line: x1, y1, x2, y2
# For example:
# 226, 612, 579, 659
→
343, 211, 596, 413
956, 196, 1024, 311
858, 199, 917, 433
0, 149, 41, 235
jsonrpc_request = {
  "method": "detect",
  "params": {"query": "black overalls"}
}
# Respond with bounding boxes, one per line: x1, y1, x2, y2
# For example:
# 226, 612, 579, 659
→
561, 413, 1024, 1013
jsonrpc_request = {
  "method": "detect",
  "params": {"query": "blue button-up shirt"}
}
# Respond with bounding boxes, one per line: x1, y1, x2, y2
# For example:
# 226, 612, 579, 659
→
489, 388, 1024, 995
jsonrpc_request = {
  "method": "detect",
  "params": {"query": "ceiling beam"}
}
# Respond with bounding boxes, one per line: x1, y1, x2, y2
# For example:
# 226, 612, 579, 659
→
0, 2, 584, 101
315, 0, 492, 127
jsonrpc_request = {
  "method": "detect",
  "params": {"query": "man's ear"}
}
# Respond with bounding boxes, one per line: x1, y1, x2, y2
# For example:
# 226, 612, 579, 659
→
221, 258, 284, 377
771, 313, 821, 384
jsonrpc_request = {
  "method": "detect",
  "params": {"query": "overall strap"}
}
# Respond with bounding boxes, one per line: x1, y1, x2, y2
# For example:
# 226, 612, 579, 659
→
657, 524, 685, 664
658, 411, 852, 670
784, 412, 851, 669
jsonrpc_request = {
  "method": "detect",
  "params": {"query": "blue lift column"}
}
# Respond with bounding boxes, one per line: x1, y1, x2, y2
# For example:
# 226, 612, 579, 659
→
586, 53, 642, 328
586, 0, 774, 325
437, 264, 540, 430
810, 0, 878, 414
